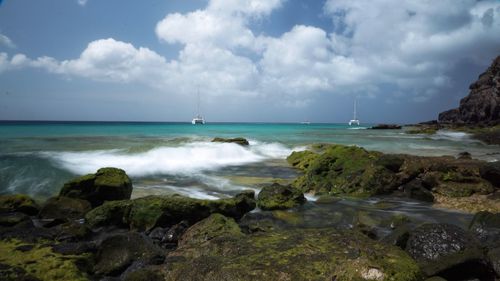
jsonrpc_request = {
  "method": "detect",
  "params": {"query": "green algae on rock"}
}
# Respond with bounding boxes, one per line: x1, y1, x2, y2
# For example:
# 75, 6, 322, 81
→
257, 183, 306, 210
163, 216, 421, 281
38, 196, 92, 221
0, 194, 39, 216
60, 167, 132, 207
179, 213, 243, 247
85, 191, 256, 231
211, 137, 249, 146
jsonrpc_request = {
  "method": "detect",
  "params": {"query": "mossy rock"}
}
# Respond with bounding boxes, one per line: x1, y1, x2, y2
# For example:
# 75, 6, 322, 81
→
0, 239, 90, 281
86, 191, 256, 231
0, 212, 30, 227
257, 183, 306, 210
211, 137, 249, 146
60, 167, 133, 207
0, 194, 39, 216
124, 267, 164, 281
286, 150, 318, 170
38, 196, 92, 221
164, 227, 422, 281
179, 214, 243, 247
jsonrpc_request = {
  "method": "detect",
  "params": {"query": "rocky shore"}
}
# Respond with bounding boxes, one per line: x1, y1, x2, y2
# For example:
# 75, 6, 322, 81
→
1, 144, 499, 281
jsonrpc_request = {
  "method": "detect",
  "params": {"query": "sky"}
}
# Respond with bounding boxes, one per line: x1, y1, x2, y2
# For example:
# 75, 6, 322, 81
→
0, 0, 499, 123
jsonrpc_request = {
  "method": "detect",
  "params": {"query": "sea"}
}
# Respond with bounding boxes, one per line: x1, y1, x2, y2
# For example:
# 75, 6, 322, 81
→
1, 121, 498, 200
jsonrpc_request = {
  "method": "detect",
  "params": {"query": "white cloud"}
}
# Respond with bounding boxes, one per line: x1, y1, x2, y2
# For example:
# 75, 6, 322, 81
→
77, 0, 88, 6
0, 34, 15, 49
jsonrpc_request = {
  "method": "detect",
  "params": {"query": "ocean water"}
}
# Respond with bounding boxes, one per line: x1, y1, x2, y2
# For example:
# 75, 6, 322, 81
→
0, 121, 498, 200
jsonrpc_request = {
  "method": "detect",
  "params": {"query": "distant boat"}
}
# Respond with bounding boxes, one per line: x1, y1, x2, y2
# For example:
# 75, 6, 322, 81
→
192, 88, 205, 125
348, 98, 360, 126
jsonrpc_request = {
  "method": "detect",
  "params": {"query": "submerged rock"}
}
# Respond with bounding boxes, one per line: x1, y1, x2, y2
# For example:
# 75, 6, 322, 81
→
86, 191, 256, 231
60, 167, 133, 207
211, 137, 249, 146
405, 223, 484, 277
164, 215, 421, 281
257, 183, 306, 210
0, 194, 39, 216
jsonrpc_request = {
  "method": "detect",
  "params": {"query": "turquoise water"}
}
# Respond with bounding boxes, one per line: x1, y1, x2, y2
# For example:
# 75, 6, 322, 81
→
0, 121, 498, 199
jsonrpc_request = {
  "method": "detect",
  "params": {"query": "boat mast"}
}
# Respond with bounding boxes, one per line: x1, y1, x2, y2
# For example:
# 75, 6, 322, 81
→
353, 98, 357, 120
197, 86, 200, 117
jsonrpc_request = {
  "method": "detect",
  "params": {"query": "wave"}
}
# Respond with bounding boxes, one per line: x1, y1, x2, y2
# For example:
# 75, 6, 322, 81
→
40, 141, 294, 177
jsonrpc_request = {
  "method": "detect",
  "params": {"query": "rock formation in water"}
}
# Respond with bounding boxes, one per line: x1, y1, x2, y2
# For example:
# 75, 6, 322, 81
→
439, 56, 500, 126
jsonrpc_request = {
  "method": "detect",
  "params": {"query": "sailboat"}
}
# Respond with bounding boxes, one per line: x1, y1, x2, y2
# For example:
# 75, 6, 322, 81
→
191, 88, 205, 125
348, 98, 360, 126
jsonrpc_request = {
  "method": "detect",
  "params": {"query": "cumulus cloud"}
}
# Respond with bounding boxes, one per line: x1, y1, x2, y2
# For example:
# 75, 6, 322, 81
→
0, 34, 15, 49
3, 0, 500, 105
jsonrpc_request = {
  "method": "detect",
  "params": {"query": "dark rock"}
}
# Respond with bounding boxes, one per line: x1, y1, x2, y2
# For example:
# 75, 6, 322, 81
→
424, 277, 447, 281
60, 167, 133, 207
0, 212, 30, 227
123, 267, 164, 281
438, 56, 500, 125
371, 124, 402, 129
94, 232, 165, 276
163, 228, 421, 281
179, 214, 243, 247
86, 191, 256, 232
0, 263, 41, 281
376, 154, 405, 173
211, 137, 249, 146
149, 220, 189, 248
257, 183, 306, 210
38, 196, 91, 222
405, 223, 484, 276
403, 179, 435, 202
51, 242, 95, 255
0, 194, 39, 215
468, 211, 500, 249
53, 221, 91, 242
480, 162, 500, 188
381, 225, 411, 249
0, 219, 58, 243
487, 246, 500, 277
458, 151, 472, 160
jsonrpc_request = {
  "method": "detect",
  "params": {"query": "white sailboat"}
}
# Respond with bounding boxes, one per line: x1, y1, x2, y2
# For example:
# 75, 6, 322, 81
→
191, 88, 205, 125
348, 98, 360, 126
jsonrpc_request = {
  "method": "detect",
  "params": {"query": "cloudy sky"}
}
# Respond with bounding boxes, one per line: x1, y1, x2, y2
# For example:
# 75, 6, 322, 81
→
0, 0, 499, 123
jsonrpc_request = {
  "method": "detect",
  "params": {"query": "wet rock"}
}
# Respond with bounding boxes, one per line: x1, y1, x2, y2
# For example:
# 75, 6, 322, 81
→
53, 221, 91, 242
458, 152, 472, 160
211, 137, 249, 146
51, 242, 95, 255
405, 223, 484, 276
376, 154, 405, 173
480, 162, 500, 188
487, 246, 500, 277
38, 196, 91, 222
257, 183, 306, 210
371, 124, 402, 129
0, 212, 30, 227
286, 150, 318, 170
86, 191, 256, 232
123, 266, 164, 281
381, 225, 411, 249
0, 263, 41, 281
60, 167, 133, 207
179, 214, 243, 247
406, 126, 438, 135
0, 194, 39, 215
94, 232, 165, 276
403, 179, 435, 202
468, 211, 500, 248
163, 227, 421, 281
0, 220, 58, 243
149, 220, 189, 248
424, 277, 447, 281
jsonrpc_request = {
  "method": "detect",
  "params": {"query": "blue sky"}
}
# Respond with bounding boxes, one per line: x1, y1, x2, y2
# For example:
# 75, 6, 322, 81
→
0, 0, 499, 123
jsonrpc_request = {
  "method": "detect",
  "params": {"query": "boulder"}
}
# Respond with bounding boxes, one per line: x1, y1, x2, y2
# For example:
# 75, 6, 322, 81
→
179, 214, 243, 247
163, 227, 421, 281
60, 167, 133, 207
405, 223, 484, 277
0, 194, 39, 215
480, 162, 500, 188
211, 137, 249, 146
371, 124, 402, 129
86, 191, 256, 231
0, 212, 30, 227
38, 196, 92, 222
487, 246, 500, 277
402, 179, 435, 202
94, 232, 165, 276
257, 183, 306, 210
468, 211, 500, 249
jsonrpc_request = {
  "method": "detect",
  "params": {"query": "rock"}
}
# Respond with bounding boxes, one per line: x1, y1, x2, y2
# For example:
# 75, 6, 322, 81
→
487, 246, 500, 277
381, 225, 411, 249
0, 212, 30, 227
163, 227, 421, 281
371, 124, 402, 129
257, 183, 306, 210
480, 162, 500, 188
38, 196, 92, 222
458, 151, 472, 160
123, 267, 164, 281
86, 191, 256, 231
405, 223, 484, 276
0, 263, 41, 281
179, 214, 243, 247
211, 137, 249, 146
94, 232, 165, 276
403, 179, 435, 202
60, 167, 133, 207
286, 150, 318, 170
376, 154, 405, 173
149, 220, 189, 248
468, 211, 500, 249
0, 194, 39, 216
438, 56, 500, 126
424, 277, 447, 281
406, 126, 438, 135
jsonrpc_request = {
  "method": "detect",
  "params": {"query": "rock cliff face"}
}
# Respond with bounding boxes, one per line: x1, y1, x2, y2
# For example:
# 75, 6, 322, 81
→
439, 56, 500, 125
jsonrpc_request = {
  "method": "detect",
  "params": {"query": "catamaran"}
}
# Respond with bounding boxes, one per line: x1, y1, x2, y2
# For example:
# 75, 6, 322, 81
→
348, 98, 360, 126
191, 88, 205, 125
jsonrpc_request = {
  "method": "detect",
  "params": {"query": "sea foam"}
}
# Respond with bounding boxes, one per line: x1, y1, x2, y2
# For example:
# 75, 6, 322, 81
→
41, 141, 294, 177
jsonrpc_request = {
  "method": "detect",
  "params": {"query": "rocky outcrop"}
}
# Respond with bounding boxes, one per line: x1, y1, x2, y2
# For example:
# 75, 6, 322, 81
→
0, 194, 39, 216
439, 56, 500, 126
211, 137, 249, 146
59, 167, 133, 208
371, 124, 402, 129
257, 183, 306, 210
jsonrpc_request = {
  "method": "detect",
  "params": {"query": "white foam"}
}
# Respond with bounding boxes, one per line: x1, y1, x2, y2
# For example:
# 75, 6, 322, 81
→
41, 141, 294, 177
